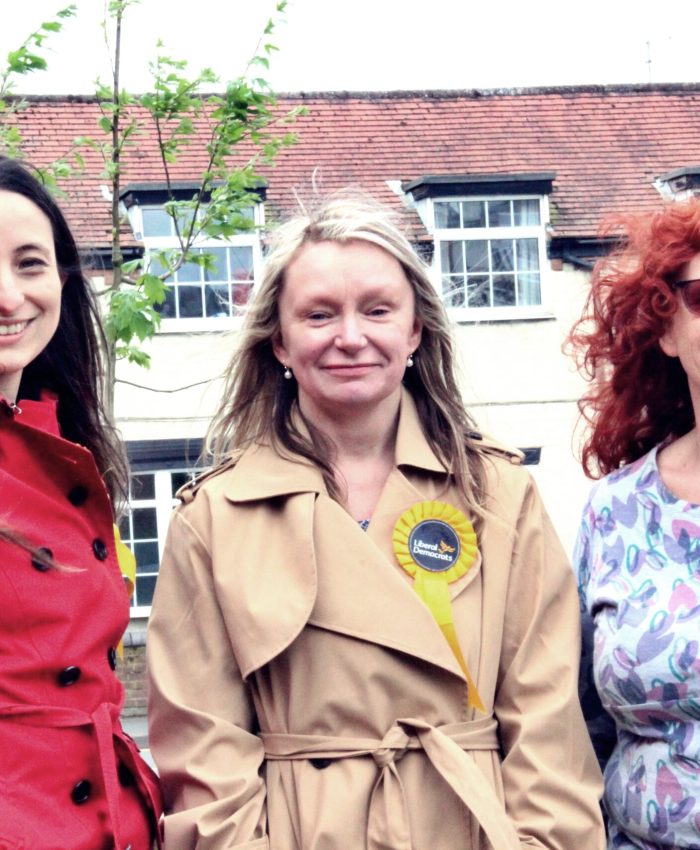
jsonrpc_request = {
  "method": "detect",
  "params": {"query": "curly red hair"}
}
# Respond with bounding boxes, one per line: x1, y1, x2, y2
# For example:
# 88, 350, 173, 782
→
568, 197, 700, 478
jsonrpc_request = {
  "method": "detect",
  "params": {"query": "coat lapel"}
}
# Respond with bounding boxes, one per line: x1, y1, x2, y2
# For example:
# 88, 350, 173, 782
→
309, 492, 467, 681
219, 392, 481, 682
218, 443, 322, 680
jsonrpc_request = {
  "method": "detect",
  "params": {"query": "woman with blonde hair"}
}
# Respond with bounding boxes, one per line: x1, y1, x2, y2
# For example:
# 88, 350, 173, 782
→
148, 191, 604, 850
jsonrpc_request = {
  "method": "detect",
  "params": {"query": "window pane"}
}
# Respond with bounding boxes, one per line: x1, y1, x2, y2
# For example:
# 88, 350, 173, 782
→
203, 247, 228, 282
142, 207, 172, 237
490, 240, 514, 272
135, 575, 158, 608
156, 286, 177, 318
492, 274, 516, 306
466, 275, 490, 307
435, 201, 460, 229
130, 473, 155, 501
230, 246, 254, 280
132, 507, 158, 539
518, 273, 541, 305
178, 285, 204, 318
171, 471, 194, 497
232, 283, 253, 307
513, 199, 540, 226
175, 210, 193, 236
118, 516, 130, 541
177, 260, 201, 283
148, 253, 168, 278
134, 541, 159, 572
487, 200, 512, 228
465, 240, 489, 273
516, 238, 540, 272
205, 283, 231, 317
441, 241, 464, 274
461, 200, 486, 229
442, 276, 465, 308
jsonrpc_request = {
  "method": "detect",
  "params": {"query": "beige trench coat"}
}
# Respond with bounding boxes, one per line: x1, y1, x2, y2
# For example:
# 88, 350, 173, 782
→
147, 391, 605, 850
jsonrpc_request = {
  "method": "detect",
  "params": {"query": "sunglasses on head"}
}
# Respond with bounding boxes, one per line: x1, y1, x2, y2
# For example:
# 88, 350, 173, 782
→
672, 278, 700, 316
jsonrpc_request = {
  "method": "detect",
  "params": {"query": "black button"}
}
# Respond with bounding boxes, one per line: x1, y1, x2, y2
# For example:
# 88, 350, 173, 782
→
58, 666, 81, 686
68, 485, 89, 506
31, 546, 53, 572
118, 763, 134, 787
107, 647, 117, 670
71, 779, 92, 804
309, 758, 332, 770
92, 538, 108, 561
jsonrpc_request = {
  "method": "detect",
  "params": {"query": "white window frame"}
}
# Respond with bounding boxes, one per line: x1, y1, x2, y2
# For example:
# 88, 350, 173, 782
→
132, 201, 265, 333
121, 467, 197, 617
429, 195, 552, 322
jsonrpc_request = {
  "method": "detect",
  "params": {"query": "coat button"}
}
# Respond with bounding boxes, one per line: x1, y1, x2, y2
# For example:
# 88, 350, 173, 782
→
58, 666, 81, 686
31, 546, 53, 572
118, 763, 134, 786
92, 538, 108, 561
68, 484, 89, 506
71, 779, 92, 804
107, 647, 117, 670
309, 758, 332, 770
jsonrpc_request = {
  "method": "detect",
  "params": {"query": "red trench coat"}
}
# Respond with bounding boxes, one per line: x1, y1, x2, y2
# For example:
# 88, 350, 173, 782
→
0, 395, 162, 850
148, 390, 605, 850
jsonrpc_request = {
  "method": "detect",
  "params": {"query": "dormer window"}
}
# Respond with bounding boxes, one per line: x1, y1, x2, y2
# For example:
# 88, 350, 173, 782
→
404, 173, 554, 320
654, 167, 700, 201
122, 183, 264, 329
434, 197, 542, 310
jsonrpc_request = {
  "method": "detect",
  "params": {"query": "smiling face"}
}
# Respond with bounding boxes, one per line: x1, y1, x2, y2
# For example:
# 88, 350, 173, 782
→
0, 190, 62, 402
273, 239, 422, 424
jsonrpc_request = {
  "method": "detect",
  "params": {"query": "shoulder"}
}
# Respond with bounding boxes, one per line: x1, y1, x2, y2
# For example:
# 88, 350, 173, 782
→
584, 444, 659, 511
469, 430, 524, 467
472, 431, 531, 499
176, 452, 244, 506
468, 432, 542, 527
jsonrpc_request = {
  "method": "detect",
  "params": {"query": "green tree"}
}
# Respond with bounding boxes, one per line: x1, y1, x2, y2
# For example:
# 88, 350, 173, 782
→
0, 5, 77, 185
0, 1, 303, 414
89, 0, 302, 413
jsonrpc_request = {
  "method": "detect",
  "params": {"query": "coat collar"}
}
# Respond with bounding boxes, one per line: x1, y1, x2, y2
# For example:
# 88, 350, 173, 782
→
222, 388, 447, 504
0, 390, 61, 437
215, 390, 476, 685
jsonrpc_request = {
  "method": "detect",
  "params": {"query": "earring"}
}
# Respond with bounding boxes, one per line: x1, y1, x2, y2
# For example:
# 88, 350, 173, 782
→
406, 353, 414, 368
283, 365, 293, 380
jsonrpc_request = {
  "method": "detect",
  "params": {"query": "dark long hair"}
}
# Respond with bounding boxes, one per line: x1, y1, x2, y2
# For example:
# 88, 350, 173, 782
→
0, 157, 127, 509
568, 198, 700, 477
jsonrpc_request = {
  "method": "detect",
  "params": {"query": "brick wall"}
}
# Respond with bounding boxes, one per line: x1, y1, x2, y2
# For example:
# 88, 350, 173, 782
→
121, 644, 148, 716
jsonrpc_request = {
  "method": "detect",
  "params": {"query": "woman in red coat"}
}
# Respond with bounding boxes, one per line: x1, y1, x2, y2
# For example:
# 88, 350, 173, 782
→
0, 157, 162, 849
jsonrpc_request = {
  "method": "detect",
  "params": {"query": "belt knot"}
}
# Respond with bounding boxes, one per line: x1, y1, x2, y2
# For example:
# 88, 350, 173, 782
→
371, 724, 412, 769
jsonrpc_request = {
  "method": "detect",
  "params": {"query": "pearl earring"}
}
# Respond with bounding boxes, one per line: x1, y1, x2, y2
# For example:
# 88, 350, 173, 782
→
283, 365, 293, 380
406, 353, 414, 368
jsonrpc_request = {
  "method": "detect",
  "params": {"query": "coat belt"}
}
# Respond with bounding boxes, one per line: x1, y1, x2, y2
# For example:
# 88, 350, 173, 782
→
0, 701, 159, 850
261, 715, 521, 850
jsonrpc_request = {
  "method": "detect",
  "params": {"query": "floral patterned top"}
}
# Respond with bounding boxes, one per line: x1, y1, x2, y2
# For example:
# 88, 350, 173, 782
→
574, 444, 700, 849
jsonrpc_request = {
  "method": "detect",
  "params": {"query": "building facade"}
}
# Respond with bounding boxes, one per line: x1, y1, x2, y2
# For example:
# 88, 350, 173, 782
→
10, 84, 700, 708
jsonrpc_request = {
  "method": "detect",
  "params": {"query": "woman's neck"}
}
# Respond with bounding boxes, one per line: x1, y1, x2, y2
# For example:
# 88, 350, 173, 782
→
657, 426, 700, 503
299, 393, 402, 520
299, 392, 401, 462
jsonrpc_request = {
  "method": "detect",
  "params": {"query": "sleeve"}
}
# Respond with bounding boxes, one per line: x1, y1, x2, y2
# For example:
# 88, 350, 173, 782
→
494, 476, 606, 850
572, 501, 617, 774
147, 506, 269, 850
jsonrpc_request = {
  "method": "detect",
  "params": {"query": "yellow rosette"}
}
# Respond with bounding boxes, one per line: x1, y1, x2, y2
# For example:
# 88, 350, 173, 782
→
393, 500, 485, 712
